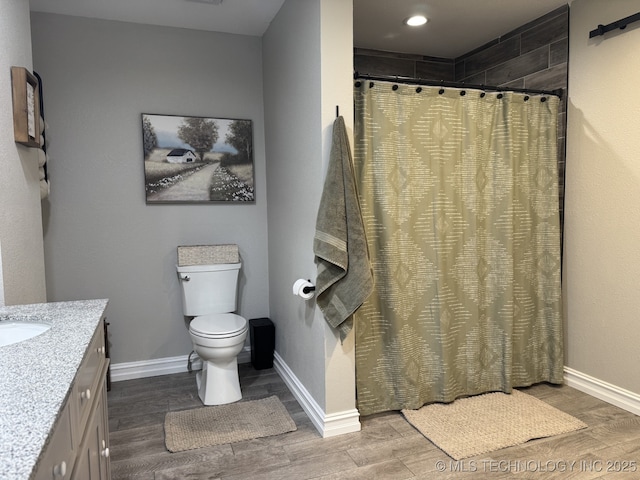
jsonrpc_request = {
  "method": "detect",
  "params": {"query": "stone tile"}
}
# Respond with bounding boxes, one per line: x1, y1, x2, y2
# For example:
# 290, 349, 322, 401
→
109, 424, 173, 461
460, 71, 487, 86
587, 417, 640, 448
283, 421, 404, 463
315, 459, 415, 480
501, 5, 569, 41
525, 63, 568, 92
221, 451, 357, 480
347, 435, 434, 467
111, 410, 166, 431
550, 38, 569, 66
579, 404, 637, 429
112, 445, 232, 479
463, 36, 521, 79
521, 10, 569, 54
499, 78, 525, 90
354, 55, 415, 78
415, 60, 455, 81
486, 46, 549, 85
108, 395, 170, 418
154, 446, 291, 480
354, 48, 424, 61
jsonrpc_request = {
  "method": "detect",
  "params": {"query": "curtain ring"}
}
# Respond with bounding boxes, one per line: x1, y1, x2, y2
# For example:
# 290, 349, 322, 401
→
392, 84, 399, 91
416, 87, 422, 93
439, 88, 445, 95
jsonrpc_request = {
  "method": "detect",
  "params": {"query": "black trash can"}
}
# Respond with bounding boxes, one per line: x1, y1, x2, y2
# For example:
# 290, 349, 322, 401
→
249, 318, 275, 370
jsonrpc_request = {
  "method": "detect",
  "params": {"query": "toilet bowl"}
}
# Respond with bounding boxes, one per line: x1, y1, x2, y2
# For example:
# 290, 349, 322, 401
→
176, 260, 248, 405
189, 313, 247, 405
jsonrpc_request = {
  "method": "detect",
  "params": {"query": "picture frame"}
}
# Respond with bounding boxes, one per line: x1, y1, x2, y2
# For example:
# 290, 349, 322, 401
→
142, 113, 255, 203
11, 66, 41, 148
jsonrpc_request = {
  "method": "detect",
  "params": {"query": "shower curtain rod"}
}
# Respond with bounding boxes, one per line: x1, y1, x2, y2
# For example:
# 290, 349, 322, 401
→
354, 72, 564, 99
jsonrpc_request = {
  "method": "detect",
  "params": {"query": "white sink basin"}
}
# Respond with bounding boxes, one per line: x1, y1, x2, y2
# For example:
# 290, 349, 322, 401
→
0, 321, 51, 347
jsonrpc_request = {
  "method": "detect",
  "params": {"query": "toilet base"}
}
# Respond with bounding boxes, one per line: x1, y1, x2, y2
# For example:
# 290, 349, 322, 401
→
196, 357, 242, 405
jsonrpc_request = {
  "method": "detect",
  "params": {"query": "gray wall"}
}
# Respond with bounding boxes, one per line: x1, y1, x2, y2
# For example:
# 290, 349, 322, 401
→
0, 0, 47, 306
565, 0, 640, 396
263, 0, 356, 414
31, 13, 269, 364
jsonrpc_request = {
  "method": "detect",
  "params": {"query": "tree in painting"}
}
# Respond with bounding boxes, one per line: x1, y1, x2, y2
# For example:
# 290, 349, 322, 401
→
225, 120, 253, 164
177, 117, 219, 161
142, 116, 158, 159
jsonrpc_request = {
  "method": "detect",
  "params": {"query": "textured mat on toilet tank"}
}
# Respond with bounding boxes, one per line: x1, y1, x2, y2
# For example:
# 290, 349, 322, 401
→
164, 395, 297, 452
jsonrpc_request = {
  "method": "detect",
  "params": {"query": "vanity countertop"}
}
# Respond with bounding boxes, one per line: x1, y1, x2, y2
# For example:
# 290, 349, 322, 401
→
0, 299, 109, 480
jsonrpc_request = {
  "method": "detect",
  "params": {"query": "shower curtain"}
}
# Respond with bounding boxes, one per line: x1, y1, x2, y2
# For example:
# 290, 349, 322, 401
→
353, 81, 564, 416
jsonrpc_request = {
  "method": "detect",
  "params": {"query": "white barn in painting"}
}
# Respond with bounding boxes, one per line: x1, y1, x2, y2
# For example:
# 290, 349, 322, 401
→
166, 148, 196, 163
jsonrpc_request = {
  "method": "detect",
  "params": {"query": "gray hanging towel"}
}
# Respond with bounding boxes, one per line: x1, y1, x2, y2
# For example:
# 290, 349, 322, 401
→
314, 116, 373, 339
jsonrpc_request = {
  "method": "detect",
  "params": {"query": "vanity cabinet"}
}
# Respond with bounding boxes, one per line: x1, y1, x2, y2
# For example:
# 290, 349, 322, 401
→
35, 319, 111, 480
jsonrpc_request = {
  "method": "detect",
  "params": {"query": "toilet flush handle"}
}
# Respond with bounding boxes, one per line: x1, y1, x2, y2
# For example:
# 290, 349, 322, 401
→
181, 275, 190, 282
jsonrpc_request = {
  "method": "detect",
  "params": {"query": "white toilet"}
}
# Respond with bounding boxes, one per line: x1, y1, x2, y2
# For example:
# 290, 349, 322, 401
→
176, 262, 248, 405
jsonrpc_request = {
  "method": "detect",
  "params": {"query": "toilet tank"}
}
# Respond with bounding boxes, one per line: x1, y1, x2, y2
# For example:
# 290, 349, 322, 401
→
176, 262, 241, 316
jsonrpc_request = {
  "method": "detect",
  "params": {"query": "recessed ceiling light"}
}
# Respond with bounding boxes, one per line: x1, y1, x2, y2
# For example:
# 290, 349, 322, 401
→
405, 15, 428, 27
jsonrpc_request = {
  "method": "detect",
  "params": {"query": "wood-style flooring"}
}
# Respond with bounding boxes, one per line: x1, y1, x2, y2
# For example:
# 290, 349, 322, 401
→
108, 364, 640, 479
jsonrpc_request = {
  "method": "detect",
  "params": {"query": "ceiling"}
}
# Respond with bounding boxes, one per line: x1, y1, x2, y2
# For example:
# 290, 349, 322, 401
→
354, 0, 569, 58
28, 0, 569, 59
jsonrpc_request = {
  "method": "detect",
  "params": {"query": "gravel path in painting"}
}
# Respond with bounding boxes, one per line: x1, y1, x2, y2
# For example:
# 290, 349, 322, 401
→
146, 162, 253, 202
146, 163, 220, 202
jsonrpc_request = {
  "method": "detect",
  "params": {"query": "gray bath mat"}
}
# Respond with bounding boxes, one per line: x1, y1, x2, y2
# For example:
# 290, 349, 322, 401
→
402, 390, 587, 460
164, 395, 297, 452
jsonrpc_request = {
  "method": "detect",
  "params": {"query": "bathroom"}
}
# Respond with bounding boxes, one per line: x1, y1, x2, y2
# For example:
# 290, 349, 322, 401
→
2, 0, 640, 472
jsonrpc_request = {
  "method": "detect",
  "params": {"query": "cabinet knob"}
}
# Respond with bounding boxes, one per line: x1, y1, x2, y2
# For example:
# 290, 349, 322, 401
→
53, 460, 67, 477
101, 447, 110, 458
97, 346, 105, 354
81, 389, 91, 401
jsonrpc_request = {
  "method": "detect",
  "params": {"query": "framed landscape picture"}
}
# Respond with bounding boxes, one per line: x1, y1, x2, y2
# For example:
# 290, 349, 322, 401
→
142, 113, 254, 203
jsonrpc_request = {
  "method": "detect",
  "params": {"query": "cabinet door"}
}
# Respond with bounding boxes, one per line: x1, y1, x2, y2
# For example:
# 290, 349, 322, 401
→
34, 394, 76, 480
97, 381, 111, 480
72, 380, 109, 480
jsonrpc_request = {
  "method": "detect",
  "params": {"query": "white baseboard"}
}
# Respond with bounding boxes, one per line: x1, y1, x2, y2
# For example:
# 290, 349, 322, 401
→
564, 367, 640, 416
110, 347, 251, 382
272, 351, 361, 438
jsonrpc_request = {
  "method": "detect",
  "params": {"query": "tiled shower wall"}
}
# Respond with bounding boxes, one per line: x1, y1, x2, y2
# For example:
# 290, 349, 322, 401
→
354, 5, 569, 230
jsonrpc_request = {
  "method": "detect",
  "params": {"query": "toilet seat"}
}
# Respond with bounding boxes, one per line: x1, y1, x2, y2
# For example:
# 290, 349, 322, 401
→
190, 313, 247, 338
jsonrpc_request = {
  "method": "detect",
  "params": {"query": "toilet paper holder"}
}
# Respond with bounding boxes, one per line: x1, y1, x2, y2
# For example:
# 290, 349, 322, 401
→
293, 278, 316, 299
302, 280, 315, 294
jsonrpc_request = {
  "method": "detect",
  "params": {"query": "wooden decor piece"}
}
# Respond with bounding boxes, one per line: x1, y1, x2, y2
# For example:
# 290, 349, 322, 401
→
11, 66, 40, 148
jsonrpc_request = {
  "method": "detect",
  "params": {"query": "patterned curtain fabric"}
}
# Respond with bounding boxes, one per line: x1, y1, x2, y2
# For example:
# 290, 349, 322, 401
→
353, 81, 564, 416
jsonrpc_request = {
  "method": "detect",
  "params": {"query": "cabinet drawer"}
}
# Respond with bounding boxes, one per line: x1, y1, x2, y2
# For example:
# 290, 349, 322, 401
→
34, 395, 76, 480
73, 320, 106, 431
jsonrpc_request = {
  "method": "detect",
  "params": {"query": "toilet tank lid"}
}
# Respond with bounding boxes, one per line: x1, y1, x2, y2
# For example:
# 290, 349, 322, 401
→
176, 262, 241, 273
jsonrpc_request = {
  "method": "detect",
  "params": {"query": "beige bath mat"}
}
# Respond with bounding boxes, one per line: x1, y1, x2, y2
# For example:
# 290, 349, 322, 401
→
164, 395, 297, 452
402, 390, 587, 460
